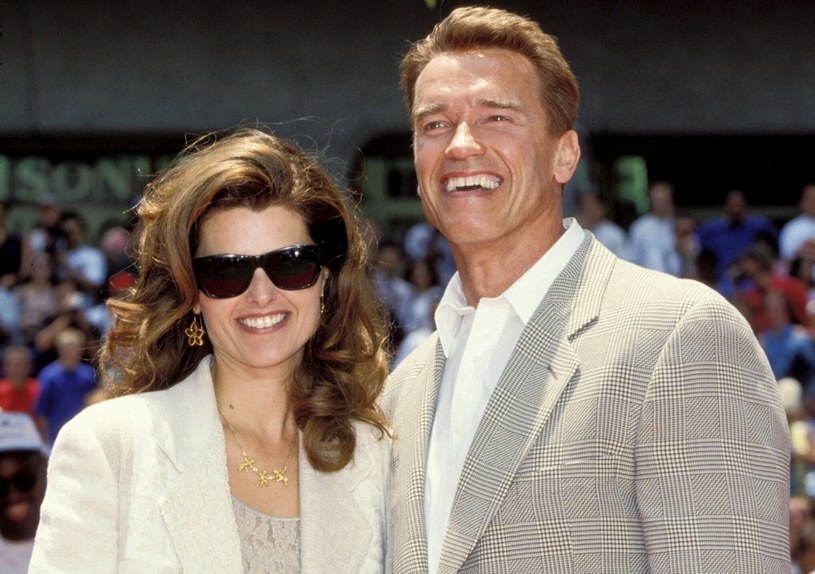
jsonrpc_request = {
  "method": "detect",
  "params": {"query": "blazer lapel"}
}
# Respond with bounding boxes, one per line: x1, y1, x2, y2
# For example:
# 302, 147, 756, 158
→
299, 430, 379, 573
156, 358, 244, 572
438, 236, 614, 573
390, 338, 445, 573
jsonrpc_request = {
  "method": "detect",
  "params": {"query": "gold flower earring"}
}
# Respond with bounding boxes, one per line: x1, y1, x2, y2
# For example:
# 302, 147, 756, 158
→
320, 291, 326, 315
185, 315, 206, 346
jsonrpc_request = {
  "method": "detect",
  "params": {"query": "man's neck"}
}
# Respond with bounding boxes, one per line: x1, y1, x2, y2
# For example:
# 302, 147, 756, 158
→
453, 231, 563, 305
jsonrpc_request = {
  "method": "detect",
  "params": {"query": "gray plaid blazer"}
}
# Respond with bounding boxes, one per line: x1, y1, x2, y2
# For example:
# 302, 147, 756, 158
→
382, 234, 790, 574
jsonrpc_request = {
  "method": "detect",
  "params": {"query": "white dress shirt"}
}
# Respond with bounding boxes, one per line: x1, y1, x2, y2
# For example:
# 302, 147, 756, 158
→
424, 219, 585, 573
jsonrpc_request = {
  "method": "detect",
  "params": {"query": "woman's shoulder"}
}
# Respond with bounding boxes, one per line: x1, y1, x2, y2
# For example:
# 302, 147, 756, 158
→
77, 356, 214, 430
64, 387, 170, 436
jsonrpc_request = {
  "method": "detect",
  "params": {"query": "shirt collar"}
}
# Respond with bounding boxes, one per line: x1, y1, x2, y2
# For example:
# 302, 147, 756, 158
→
435, 218, 585, 356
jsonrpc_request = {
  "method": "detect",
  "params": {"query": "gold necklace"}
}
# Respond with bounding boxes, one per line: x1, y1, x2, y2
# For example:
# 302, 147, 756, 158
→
217, 404, 296, 487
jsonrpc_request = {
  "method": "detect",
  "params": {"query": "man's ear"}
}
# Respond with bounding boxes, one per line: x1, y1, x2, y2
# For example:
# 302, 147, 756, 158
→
554, 130, 581, 185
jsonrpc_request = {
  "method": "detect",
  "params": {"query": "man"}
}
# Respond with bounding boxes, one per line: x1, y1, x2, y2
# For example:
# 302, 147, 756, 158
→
780, 183, 815, 263
33, 328, 97, 446
575, 192, 632, 261
56, 211, 107, 297
381, 7, 790, 573
695, 188, 778, 283
0, 412, 48, 573
628, 180, 686, 275
0, 346, 41, 416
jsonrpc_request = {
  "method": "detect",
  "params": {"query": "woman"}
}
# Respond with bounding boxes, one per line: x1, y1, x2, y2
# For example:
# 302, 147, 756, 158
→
30, 128, 391, 573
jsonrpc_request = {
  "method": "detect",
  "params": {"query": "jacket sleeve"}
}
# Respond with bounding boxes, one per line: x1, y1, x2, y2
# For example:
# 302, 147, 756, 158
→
29, 408, 120, 573
636, 292, 790, 573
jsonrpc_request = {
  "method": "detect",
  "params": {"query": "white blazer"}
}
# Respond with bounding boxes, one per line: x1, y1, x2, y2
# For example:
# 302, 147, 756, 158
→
30, 356, 390, 573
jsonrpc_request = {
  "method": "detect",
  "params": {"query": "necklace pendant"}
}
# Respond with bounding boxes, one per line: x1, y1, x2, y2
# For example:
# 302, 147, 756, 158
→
238, 455, 255, 473
272, 468, 289, 486
256, 470, 271, 487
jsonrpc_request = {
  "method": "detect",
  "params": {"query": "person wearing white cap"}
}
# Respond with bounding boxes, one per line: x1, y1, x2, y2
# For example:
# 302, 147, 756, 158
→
0, 411, 48, 574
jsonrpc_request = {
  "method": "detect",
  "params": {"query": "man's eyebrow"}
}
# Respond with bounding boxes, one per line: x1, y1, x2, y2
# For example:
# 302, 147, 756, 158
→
479, 98, 526, 113
411, 98, 527, 125
411, 103, 445, 125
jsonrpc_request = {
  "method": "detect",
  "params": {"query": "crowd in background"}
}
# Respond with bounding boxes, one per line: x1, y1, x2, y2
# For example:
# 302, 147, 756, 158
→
2, 181, 815, 566
0, 194, 131, 446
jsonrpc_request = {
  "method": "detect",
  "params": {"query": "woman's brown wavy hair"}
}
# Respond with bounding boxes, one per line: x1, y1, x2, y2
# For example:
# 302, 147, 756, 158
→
100, 127, 390, 471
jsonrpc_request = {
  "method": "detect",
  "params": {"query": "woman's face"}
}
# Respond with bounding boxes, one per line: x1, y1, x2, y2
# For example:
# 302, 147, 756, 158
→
193, 205, 327, 379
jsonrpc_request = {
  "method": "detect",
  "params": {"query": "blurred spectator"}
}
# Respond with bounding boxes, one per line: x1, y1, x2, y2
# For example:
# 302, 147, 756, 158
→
758, 291, 815, 381
629, 180, 682, 274
735, 245, 810, 333
0, 286, 19, 350
0, 411, 48, 573
789, 496, 815, 574
99, 222, 133, 282
55, 211, 107, 298
781, 184, 815, 263
0, 201, 24, 348
85, 223, 136, 337
673, 214, 700, 279
392, 297, 439, 369
575, 193, 632, 260
784, 377, 814, 497
696, 189, 778, 283
0, 201, 22, 290
791, 496, 815, 573
371, 239, 413, 347
403, 221, 456, 285
694, 247, 721, 291
33, 328, 97, 446
0, 347, 40, 416
400, 257, 443, 336
796, 523, 815, 574
791, 255, 815, 302
18, 194, 63, 284
32, 286, 100, 375
12, 252, 60, 351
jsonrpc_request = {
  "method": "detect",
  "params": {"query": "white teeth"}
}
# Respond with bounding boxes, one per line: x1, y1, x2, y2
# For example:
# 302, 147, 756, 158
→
444, 175, 501, 192
239, 313, 285, 329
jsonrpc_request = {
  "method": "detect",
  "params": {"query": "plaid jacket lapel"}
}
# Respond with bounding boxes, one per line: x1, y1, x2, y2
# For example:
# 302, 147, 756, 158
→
388, 337, 445, 573
437, 235, 612, 573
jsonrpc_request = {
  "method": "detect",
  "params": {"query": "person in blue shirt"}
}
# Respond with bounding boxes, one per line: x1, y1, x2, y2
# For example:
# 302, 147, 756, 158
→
33, 328, 96, 446
696, 189, 778, 284
759, 290, 815, 381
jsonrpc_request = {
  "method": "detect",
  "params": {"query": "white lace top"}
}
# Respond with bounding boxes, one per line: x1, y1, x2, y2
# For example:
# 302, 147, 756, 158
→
232, 497, 300, 573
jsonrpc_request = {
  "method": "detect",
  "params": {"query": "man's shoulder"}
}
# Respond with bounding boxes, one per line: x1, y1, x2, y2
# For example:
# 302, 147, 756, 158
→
696, 217, 726, 236
781, 214, 815, 232
36, 361, 62, 382
382, 332, 440, 415
609, 259, 726, 307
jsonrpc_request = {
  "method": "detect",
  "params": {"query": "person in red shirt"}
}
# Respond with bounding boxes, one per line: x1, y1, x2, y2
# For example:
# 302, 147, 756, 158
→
0, 348, 40, 416
736, 245, 811, 333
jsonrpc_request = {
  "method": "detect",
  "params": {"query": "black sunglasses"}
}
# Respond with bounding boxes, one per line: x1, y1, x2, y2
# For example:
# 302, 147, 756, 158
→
0, 470, 37, 497
193, 244, 323, 299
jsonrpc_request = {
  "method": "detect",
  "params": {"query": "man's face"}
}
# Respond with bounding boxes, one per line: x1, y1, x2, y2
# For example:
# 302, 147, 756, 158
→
411, 48, 579, 252
648, 183, 674, 218
0, 452, 45, 541
2, 350, 31, 383
724, 190, 746, 222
